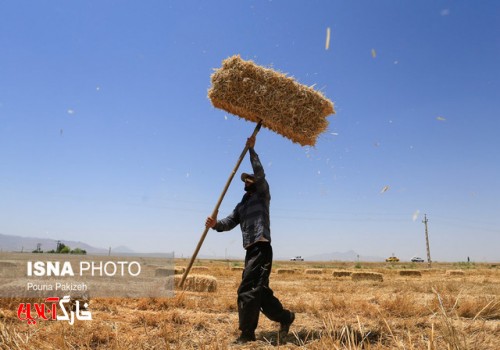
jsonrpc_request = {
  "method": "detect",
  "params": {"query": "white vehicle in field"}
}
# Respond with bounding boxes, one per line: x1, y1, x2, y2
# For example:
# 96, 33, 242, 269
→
290, 256, 304, 261
411, 256, 425, 263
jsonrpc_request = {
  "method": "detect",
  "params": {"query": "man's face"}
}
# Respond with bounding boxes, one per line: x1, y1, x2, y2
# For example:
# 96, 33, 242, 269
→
244, 177, 255, 192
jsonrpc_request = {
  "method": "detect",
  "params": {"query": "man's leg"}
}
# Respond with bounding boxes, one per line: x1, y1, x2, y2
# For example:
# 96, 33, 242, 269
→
259, 246, 294, 324
237, 243, 272, 338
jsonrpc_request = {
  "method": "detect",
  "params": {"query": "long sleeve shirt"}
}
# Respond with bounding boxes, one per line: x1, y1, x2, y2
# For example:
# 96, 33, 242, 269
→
213, 148, 271, 249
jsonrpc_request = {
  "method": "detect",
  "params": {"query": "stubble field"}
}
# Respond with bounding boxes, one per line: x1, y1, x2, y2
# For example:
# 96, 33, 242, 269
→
1, 260, 499, 349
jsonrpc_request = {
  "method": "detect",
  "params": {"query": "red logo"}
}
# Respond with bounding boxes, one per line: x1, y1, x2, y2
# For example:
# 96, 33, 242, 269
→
17, 295, 92, 325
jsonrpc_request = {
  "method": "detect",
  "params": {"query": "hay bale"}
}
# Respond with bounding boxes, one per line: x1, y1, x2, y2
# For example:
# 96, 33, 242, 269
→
0, 261, 17, 268
230, 266, 244, 271
191, 266, 208, 272
332, 270, 352, 278
447, 270, 465, 276
155, 268, 171, 277
398, 270, 422, 277
276, 268, 295, 274
154, 267, 185, 277
208, 55, 335, 146
304, 269, 323, 274
351, 272, 383, 282
173, 274, 217, 293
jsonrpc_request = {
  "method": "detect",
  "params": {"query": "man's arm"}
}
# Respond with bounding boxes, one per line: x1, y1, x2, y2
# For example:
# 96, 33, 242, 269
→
246, 135, 265, 181
205, 208, 240, 232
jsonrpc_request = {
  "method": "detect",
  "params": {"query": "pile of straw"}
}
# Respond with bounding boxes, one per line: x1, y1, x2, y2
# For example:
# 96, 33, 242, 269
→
447, 270, 465, 276
351, 272, 384, 282
230, 266, 244, 271
154, 268, 171, 277
332, 270, 352, 278
155, 267, 185, 276
191, 266, 209, 272
208, 55, 335, 146
173, 274, 217, 293
276, 268, 295, 274
399, 270, 422, 277
0, 261, 16, 268
304, 269, 323, 274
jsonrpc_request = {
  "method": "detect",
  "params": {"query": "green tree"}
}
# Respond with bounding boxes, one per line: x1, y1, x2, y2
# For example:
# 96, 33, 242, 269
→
59, 246, 71, 254
70, 248, 87, 255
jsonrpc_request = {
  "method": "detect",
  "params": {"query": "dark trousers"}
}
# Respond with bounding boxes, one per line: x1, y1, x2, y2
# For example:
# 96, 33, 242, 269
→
238, 242, 291, 334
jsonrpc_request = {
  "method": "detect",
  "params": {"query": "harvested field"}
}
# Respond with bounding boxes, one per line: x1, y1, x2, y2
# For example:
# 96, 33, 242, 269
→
1, 260, 499, 349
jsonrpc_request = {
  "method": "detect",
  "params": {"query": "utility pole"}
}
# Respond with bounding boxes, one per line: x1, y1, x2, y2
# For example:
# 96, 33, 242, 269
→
422, 214, 432, 268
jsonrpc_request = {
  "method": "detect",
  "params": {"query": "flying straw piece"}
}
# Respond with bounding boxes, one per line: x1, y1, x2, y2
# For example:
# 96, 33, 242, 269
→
325, 27, 331, 50
380, 185, 390, 194
371, 49, 377, 58
436, 116, 446, 121
412, 210, 420, 222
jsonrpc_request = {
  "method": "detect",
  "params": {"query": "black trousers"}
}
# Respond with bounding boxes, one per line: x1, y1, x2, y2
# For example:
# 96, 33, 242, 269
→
238, 242, 291, 333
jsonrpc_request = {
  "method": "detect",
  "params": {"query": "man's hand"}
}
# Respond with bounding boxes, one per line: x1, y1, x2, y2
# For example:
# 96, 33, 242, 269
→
205, 216, 217, 229
246, 135, 256, 149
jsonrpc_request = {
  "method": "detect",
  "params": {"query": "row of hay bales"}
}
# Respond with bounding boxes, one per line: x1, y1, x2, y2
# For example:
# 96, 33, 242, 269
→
274, 268, 468, 282
158, 267, 469, 293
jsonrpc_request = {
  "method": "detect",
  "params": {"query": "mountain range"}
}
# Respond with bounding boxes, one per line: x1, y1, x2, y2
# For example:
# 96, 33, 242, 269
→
0, 233, 132, 254
0, 233, 384, 261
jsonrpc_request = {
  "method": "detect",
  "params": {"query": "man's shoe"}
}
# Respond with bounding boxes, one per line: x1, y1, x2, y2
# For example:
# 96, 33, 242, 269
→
233, 332, 256, 344
278, 312, 295, 342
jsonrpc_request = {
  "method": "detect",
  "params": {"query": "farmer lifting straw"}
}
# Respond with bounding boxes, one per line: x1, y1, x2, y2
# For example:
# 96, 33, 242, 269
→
181, 54, 334, 344
205, 134, 295, 344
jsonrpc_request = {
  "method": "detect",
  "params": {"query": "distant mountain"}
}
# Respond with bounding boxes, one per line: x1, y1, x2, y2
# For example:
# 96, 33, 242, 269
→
0, 233, 122, 255
113, 245, 135, 253
304, 250, 384, 262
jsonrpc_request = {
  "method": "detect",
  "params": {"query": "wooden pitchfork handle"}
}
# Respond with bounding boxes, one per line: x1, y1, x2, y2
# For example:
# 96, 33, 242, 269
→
179, 121, 263, 288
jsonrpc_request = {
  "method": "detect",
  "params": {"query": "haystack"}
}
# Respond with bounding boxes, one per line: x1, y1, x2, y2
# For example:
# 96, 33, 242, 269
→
446, 270, 465, 276
351, 272, 384, 282
191, 266, 209, 272
173, 274, 217, 292
154, 268, 171, 277
304, 269, 323, 274
208, 55, 335, 146
399, 270, 422, 277
230, 266, 244, 271
332, 270, 352, 278
276, 268, 295, 274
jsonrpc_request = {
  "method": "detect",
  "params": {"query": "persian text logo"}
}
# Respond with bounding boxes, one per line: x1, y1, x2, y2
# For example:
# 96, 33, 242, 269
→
17, 295, 92, 325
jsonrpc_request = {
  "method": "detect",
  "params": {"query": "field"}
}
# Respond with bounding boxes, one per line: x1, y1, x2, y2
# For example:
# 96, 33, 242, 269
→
1, 259, 499, 349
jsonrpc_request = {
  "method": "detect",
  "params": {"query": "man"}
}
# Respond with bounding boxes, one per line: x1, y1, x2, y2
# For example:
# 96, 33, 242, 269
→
205, 135, 295, 344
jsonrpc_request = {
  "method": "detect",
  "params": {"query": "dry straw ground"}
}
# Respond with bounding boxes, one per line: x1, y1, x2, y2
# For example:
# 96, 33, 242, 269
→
1, 260, 499, 349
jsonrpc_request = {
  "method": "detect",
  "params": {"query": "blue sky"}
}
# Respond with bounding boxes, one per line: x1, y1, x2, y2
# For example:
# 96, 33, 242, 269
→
1, 1, 499, 262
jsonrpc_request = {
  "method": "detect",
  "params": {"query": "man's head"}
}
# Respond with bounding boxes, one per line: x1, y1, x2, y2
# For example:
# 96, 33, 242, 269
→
241, 173, 256, 192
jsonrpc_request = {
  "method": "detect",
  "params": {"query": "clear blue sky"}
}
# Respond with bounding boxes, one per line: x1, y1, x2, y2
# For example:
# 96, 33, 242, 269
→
1, 1, 499, 262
